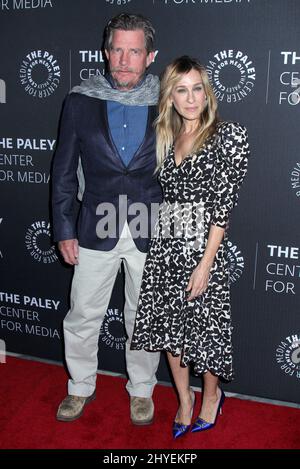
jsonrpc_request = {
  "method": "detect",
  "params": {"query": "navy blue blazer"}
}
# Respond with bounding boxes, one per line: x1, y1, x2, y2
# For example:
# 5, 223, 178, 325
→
51, 92, 163, 252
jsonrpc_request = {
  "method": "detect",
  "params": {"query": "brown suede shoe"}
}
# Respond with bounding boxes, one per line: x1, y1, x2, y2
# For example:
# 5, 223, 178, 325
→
130, 396, 154, 426
56, 390, 96, 422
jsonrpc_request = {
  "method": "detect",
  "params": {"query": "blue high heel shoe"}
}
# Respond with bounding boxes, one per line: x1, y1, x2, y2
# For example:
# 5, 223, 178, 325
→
172, 389, 195, 439
191, 388, 225, 433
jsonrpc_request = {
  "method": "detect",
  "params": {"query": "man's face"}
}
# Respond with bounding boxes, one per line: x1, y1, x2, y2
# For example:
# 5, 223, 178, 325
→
105, 29, 154, 90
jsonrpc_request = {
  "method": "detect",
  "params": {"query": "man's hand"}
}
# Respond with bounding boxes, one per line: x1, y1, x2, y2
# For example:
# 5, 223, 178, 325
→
58, 239, 79, 265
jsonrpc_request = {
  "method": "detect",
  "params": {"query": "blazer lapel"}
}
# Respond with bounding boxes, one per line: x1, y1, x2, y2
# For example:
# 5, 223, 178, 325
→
127, 105, 157, 170
99, 100, 126, 169
99, 100, 157, 170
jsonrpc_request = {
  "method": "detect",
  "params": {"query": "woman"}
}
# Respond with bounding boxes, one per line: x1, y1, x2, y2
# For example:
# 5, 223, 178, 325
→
131, 56, 250, 438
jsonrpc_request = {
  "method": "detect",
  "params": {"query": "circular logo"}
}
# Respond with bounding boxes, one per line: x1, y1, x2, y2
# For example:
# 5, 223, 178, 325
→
276, 334, 300, 379
25, 221, 58, 263
20, 50, 61, 98
226, 240, 244, 285
100, 308, 127, 350
206, 49, 255, 103
290, 162, 300, 198
105, 0, 132, 5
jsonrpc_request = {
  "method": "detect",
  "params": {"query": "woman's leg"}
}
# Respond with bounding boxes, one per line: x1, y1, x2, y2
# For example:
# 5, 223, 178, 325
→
167, 353, 194, 424
199, 371, 222, 422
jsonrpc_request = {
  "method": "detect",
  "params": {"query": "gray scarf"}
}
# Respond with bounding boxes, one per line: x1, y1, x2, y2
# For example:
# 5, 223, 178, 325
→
71, 74, 159, 200
70, 73, 160, 106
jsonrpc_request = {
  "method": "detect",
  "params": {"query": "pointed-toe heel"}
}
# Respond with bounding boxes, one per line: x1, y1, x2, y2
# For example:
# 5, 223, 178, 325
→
172, 389, 195, 439
191, 388, 225, 434
172, 421, 191, 439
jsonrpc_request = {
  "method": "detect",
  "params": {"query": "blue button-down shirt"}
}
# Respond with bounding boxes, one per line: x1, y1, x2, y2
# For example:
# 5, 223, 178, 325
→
106, 76, 148, 167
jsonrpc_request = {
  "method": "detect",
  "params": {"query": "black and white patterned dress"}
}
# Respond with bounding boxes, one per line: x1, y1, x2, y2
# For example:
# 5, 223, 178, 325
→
131, 122, 250, 381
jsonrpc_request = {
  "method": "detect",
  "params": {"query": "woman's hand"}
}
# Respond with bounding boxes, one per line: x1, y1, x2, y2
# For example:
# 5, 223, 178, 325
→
186, 260, 212, 301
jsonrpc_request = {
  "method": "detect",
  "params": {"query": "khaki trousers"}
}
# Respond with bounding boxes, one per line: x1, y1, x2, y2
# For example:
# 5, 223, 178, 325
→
63, 223, 160, 397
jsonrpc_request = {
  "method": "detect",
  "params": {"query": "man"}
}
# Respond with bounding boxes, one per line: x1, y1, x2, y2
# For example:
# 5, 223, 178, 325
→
52, 13, 162, 425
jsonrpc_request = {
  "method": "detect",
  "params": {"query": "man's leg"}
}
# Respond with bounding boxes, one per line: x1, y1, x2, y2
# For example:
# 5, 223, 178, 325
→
119, 223, 161, 424
57, 245, 121, 421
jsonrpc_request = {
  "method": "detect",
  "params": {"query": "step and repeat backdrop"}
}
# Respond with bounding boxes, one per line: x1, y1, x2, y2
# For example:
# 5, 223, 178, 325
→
0, 0, 299, 403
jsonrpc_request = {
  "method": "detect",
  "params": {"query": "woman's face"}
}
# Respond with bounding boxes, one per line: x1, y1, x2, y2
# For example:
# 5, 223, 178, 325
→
170, 69, 207, 122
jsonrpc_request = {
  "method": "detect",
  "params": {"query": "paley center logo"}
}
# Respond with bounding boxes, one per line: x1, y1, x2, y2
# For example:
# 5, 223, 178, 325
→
0, 136, 53, 185
279, 51, 300, 106
226, 240, 245, 284
265, 245, 299, 295
105, 0, 132, 4
100, 308, 127, 351
1, 1, 54, 11
20, 50, 61, 98
276, 333, 300, 379
206, 49, 255, 103
78, 48, 159, 81
25, 220, 58, 263
78, 50, 106, 81
290, 162, 300, 198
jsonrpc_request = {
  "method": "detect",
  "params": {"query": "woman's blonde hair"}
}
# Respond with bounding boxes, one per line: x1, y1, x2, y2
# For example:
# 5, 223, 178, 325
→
155, 56, 219, 169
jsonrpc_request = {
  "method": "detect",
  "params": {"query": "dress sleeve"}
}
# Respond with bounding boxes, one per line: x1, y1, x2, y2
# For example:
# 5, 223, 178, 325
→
211, 122, 250, 229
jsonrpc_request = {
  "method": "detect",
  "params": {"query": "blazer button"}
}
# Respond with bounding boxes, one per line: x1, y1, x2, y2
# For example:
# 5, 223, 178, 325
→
124, 170, 129, 175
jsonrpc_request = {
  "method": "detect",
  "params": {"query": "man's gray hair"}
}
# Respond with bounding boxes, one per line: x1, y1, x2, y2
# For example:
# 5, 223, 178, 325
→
104, 13, 155, 53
